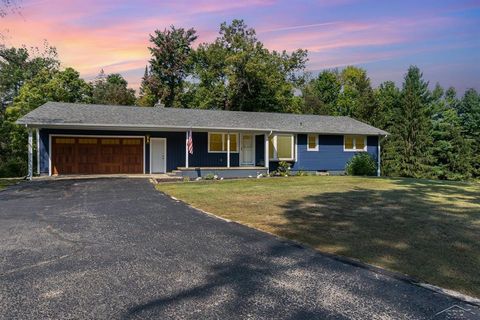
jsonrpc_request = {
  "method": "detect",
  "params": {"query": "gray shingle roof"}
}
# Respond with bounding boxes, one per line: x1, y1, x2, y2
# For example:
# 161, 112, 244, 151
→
17, 102, 388, 135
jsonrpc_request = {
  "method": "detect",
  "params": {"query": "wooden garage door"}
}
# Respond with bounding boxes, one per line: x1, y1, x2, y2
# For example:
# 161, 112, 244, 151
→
52, 136, 143, 175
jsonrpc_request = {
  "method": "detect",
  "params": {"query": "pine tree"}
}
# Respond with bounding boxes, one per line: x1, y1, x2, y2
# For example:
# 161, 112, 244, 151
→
431, 86, 473, 180
458, 89, 480, 177
136, 65, 160, 107
383, 66, 432, 178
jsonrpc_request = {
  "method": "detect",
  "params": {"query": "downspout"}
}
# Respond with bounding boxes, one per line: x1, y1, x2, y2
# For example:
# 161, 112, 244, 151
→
266, 130, 273, 174
26, 125, 33, 180
377, 134, 383, 177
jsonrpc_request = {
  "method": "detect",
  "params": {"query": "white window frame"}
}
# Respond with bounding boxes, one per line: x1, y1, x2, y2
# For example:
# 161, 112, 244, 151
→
207, 132, 239, 153
269, 134, 296, 161
307, 134, 319, 151
343, 135, 367, 152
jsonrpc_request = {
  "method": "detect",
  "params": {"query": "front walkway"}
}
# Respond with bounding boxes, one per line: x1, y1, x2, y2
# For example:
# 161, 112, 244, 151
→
0, 179, 478, 319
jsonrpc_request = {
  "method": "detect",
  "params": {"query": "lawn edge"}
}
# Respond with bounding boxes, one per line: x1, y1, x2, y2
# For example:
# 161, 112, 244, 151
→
156, 187, 480, 308
0, 178, 24, 191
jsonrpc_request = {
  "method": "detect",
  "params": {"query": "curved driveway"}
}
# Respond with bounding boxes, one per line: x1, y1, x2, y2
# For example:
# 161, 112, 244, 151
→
0, 179, 478, 319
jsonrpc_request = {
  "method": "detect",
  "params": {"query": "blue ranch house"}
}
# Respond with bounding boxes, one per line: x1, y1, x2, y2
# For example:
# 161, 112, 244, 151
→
17, 102, 387, 179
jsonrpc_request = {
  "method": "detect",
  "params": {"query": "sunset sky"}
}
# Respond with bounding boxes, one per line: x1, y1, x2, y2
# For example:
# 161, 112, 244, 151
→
2, 0, 479, 92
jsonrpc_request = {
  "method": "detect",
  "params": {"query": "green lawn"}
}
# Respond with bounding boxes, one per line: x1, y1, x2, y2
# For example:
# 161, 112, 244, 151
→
156, 176, 480, 297
0, 179, 20, 190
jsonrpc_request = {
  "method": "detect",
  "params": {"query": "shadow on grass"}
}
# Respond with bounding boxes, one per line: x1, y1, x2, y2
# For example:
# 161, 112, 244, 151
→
276, 178, 480, 297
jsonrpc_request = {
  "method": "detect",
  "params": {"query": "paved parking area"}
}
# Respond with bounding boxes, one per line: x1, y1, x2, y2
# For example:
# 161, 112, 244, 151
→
0, 179, 478, 319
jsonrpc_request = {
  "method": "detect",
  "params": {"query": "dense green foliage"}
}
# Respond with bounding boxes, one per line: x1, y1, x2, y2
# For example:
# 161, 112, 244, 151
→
302, 67, 377, 122
0, 47, 136, 176
1, 20, 478, 180
345, 153, 377, 176
190, 20, 307, 112
306, 65, 479, 180
146, 26, 198, 108
91, 70, 136, 106
383, 67, 433, 178
2, 67, 92, 176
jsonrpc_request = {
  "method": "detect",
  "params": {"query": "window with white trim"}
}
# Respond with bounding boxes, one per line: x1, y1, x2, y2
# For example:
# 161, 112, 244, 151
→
208, 133, 238, 153
307, 134, 318, 151
344, 135, 367, 152
269, 134, 295, 161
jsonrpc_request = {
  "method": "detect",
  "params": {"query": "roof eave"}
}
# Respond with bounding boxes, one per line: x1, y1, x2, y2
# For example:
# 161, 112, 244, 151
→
17, 122, 387, 136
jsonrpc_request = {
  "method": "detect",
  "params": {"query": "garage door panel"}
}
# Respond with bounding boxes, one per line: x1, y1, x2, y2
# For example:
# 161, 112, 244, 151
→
52, 136, 143, 175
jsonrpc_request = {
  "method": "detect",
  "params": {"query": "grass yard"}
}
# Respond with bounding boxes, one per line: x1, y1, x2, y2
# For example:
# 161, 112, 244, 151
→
157, 176, 480, 297
0, 179, 20, 190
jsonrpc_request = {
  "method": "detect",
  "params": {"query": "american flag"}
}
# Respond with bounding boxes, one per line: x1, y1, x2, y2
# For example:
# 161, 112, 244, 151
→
187, 130, 193, 154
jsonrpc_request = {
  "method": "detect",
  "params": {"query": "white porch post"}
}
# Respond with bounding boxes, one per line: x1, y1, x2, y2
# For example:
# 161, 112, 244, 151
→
185, 131, 189, 168
377, 135, 381, 177
226, 132, 230, 168
36, 129, 40, 175
273, 135, 278, 160
27, 128, 33, 180
264, 133, 269, 172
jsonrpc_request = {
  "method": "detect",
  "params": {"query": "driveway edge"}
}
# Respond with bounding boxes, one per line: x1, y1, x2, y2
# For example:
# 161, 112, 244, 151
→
157, 189, 480, 308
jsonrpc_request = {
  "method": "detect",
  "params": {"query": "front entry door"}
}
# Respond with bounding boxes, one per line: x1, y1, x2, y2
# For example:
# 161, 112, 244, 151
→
151, 138, 166, 173
241, 134, 254, 165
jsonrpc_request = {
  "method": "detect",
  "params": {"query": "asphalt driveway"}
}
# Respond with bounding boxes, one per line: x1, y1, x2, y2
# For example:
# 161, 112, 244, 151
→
0, 179, 478, 319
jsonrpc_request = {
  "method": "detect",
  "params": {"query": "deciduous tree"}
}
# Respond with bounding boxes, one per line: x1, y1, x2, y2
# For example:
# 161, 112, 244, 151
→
192, 19, 307, 112
149, 26, 197, 108
1, 67, 91, 176
92, 70, 136, 106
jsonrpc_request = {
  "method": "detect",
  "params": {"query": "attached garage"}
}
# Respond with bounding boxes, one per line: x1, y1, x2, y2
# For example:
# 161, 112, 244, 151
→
51, 136, 144, 175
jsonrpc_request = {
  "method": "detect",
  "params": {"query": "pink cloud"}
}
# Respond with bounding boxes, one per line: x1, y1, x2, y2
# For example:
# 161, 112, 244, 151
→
260, 16, 456, 53
2, 0, 475, 92
163, 0, 276, 15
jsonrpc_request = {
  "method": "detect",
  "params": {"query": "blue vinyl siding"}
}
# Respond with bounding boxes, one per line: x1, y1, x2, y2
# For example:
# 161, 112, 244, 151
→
39, 129, 242, 174
38, 129, 379, 175
188, 132, 239, 167
291, 134, 378, 171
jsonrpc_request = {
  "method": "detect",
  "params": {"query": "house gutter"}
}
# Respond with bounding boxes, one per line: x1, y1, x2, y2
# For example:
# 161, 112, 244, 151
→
20, 123, 387, 136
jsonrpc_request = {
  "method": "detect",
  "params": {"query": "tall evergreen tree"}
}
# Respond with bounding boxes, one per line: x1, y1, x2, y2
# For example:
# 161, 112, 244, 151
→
136, 65, 161, 107
430, 86, 472, 180
383, 66, 432, 178
458, 88, 480, 177
374, 81, 400, 129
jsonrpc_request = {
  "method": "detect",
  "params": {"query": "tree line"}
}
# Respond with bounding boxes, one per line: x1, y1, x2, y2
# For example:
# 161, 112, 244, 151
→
0, 20, 479, 180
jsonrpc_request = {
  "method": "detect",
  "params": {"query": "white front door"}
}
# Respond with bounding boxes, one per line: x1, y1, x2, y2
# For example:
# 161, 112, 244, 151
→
150, 138, 166, 173
241, 134, 254, 165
